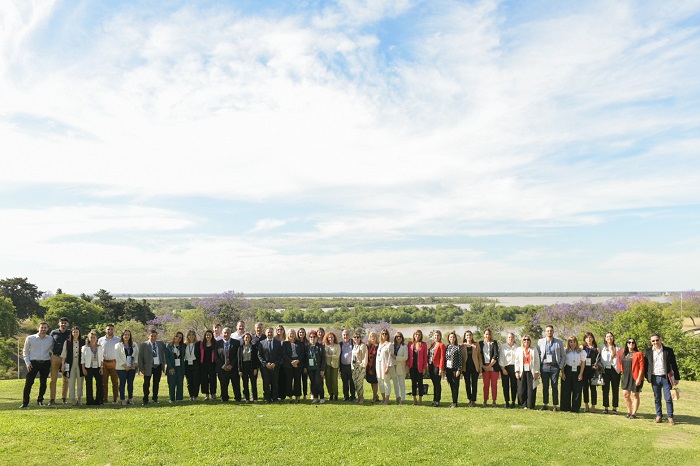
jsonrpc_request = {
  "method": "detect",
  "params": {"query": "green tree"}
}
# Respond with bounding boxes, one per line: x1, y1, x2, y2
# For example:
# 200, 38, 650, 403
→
604, 301, 683, 353
0, 277, 44, 319
0, 297, 19, 337
42, 294, 105, 331
94, 289, 124, 322
122, 298, 155, 324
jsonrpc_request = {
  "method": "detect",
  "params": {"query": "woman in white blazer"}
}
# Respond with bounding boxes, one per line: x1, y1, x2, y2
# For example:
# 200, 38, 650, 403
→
376, 329, 395, 405
115, 330, 139, 406
391, 332, 408, 404
81, 330, 104, 405
599, 332, 622, 415
515, 335, 540, 409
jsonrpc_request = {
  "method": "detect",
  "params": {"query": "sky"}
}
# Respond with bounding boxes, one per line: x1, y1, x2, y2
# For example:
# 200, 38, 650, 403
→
1, 0, 699, 294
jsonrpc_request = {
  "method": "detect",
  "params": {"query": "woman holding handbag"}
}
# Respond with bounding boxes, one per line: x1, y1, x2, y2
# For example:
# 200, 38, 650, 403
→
599, 332, 621, 414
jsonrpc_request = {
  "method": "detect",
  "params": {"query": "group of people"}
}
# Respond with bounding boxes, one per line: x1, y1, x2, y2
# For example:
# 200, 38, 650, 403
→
20, 320, 681, 424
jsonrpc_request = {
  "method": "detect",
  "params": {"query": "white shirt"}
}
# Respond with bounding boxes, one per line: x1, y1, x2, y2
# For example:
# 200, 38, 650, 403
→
499, 343, 518, 366
599, 345, 619, 370
564, 350, 585, 369
652, 346, 665, 376
23, 333, 53, 366
185, 343, 197, 363
232, 332, 244, 344
98, 335, 121, 360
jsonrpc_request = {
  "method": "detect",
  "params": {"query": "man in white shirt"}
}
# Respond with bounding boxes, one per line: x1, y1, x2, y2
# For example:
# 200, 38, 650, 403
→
21, 322, 53, 408
213, 324, 223, 341
98, 324, 121, 403
645, 333, 680, 426
340, 330, 355, 401
232, 321, 246, 344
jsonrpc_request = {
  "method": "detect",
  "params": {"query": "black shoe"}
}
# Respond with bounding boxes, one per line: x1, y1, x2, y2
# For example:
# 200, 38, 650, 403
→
344, 397, 349, 401
38, 401, 45, 407
350, 396, 356, 402
47, 400, 55, 406
505, 402, 510, 408
62, 398, 67, 405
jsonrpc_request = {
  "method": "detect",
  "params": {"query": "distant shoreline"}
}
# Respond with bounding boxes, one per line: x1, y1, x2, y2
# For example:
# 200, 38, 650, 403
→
111, 291, 674, 299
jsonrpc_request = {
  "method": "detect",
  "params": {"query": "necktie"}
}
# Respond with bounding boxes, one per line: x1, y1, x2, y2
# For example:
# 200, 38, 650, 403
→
225, 341, 230, 365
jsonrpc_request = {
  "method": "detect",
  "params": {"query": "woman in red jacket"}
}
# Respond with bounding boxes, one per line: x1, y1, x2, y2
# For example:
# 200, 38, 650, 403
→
407, 330, 428, 405
428, 330, 446, 407
619, 337, 644, 419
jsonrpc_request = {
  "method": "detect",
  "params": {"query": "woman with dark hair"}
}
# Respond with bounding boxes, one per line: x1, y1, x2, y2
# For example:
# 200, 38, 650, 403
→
581, 331, 601, 412
81, 330, 104, 405
323, 331, 340, 401
166, 331, 185, 403
238, 332, 259, 403
60, 326, 85, 405
365, 331, 379, 402
297, 327, 310, 400
620, 337, 645, 419
392, 332, 408, 404
428, 330, 446, 407
480, 328, 500, 407
199, 330, 217, 400
445, 331, 463, 408
407, 329, 428, 405
600, 332, 621, 414
461, 330, 482, 407
115, 329, 139, 406
283, 329, 305, 403
276, 325, 287, 401
184, 330, 200, 401
351, 332, 368, 403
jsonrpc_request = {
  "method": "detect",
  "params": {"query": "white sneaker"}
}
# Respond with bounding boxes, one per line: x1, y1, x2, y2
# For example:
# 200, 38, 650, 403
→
311, 398, 318, 404
319, 398, 326, 404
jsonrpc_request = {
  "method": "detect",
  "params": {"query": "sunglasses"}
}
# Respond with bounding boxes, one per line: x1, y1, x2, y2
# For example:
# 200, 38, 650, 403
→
627, 341, 635, 344
522, 338, 530, 341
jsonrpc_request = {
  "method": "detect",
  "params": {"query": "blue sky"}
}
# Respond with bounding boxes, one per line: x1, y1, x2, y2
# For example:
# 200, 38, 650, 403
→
1, 0, 699, 294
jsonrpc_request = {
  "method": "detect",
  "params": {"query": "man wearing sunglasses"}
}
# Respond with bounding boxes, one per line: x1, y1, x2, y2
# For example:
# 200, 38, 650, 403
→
645, 334, 680, 426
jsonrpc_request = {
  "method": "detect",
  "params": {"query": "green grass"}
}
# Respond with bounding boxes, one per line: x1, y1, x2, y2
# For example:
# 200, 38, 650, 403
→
1, 377, 699, 465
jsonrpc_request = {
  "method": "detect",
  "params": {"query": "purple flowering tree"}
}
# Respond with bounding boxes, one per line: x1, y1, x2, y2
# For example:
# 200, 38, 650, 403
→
668, 290, 700, 327
194, 290, 252, 326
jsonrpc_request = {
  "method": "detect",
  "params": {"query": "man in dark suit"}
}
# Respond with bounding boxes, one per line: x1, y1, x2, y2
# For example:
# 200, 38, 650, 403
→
215, 327, 241, 402
138, 329, 167, 405
645, 333, 680, 426
258, 327, 282, 402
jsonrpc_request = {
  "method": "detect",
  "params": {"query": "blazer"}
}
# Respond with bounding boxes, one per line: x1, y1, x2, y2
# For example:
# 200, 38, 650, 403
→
461, 343, 483, 373
514, 347, 541, 375
537, 337, 566, 369
282, 340, 307, 370
376, 342, 395, 376
429, 342, 446, 371
351, 343, 368, 370
306, 343, 326, 372
81, 344, 104, 370
407, 341, 428, 372
115, 342, 139, 371
599, 345, 622, 374
61, 338, 85, 375
480, 340, 500, 372
445, 344, 463, 371
215, 338, 240, 372
138, 340, 167, 376
324, 343, 341, 369
165, 343, 186, 372
644, 346, 681, 383
618, 351, 645, 383
258, 338, 283, 368
394, 344, 408, 377
238, 344, 260, 371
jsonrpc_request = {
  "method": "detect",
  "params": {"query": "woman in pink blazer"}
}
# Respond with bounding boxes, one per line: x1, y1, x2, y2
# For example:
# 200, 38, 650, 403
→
407, 330, 428, 405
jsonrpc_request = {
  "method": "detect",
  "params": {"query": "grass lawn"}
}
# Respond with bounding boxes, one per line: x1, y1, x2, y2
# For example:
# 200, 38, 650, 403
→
1, 376, 698, 465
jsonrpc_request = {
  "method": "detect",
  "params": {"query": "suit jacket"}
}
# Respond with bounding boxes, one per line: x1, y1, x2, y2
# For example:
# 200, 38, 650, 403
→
165, 343, 185, 372
429, 342, 446, 370
461, 343, 483, 373
257, 338, 283, 368
514, 347, 541, 375
537, 337, 566, 369
306, 343, 326, 372
215, 338, 240, 373
407, 341, 428, 372
394, 344, 408, 377
238, 344, 260, 371
282, 340, 306, 370
479, 340, 500, 372
617, 351, 645, 383
138, 340, 167, 376
115, 342, 139, 371
645, 346, 681, 383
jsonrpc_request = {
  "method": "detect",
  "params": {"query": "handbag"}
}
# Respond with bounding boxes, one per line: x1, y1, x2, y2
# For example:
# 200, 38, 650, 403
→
590, 373, 605, 386
671, 388, 680, 401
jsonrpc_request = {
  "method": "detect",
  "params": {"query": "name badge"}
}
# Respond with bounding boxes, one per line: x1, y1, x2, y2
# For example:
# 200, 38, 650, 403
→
175, 359, 181, 367
187, 359, 193, 365
64, 363, 70, 372
545, 355, 553, 364
153, 356, 160, 366
126, 356, 132, 367
570, 365, 578, 372
308, 358, 315, 366
92, 362, 99, 369
446, 360, 453, 369
523, 364, 530, 371
586, 358, 592, 366
484, 355, 491, 364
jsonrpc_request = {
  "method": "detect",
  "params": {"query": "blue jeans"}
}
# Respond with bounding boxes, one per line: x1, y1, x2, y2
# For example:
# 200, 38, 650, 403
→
651, 375, 674, 418
541, 368, 560, 406
117, 369, 135, 400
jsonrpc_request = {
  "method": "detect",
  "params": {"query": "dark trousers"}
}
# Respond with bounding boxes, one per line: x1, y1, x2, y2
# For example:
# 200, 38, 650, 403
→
582, 367, 598, 405
463, 369, 479, 402
199, 364, 217, 396
217, 369, 241, 401
517, 371, 537, 409
446, 368, 460, 404
261, 365, 280, 401
501, 364, 517, 404
340, 363, 355, 399
602, 368, 620, 408
410, 366, 424, 396
85, 367, 104, 405
541, 368, 560, 406
301, 370, 308, 397
560, 366, 582, 412
142, 365, 162, 402
185, 362, 199, 398
651, 374, 674, 418
240, 361, 258, 401
167, 367, 185, 401
285, 365, 302, 398
278, 367, 286, 399
23, 360, 51, 405
429, 364, 441, 403
309, 369, 324, 399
